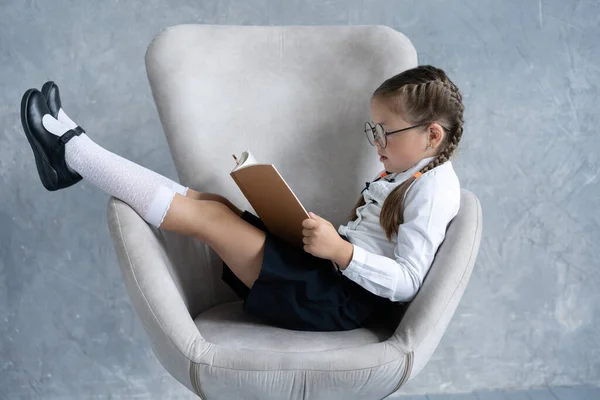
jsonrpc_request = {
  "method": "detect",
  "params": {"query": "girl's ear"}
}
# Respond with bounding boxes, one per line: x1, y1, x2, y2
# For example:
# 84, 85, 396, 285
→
428, 122, 445, 147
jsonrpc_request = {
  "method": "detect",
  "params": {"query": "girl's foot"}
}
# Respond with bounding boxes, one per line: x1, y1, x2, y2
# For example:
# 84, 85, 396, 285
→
23, 83, 189, 228
20, 88, 84, 191
41, 81, 80, 131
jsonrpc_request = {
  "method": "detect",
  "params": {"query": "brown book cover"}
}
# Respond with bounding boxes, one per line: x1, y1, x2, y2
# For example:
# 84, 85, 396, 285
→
230, 150, 339, 270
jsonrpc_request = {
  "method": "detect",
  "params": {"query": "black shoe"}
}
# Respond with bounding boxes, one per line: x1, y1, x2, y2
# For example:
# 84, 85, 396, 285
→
41, 80, 87, 152
41, 81, 62, 119
20, 88, 84, 191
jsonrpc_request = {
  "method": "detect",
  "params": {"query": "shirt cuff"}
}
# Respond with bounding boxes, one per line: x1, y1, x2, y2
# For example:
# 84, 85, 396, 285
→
341, 243, 368, 275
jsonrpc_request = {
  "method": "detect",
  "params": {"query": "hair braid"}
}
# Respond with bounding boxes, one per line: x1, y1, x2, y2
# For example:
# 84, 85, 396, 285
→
347, 65, 465, 241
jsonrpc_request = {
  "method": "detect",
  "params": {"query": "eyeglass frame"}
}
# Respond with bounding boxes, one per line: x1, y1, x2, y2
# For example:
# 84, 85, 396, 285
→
364, 121, 432, 149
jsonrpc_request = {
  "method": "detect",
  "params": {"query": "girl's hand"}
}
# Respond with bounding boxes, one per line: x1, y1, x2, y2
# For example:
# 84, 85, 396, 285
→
302, 212, 345, 260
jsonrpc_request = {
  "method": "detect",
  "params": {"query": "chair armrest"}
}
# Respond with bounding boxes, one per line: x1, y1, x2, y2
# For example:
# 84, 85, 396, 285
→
386, 190, 483, 384
106, 197, 209, 366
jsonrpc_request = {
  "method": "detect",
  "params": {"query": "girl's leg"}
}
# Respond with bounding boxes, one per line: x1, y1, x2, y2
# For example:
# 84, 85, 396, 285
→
161, 195, 265, 288
185, 189, 244, 217
42, 111, 262, 288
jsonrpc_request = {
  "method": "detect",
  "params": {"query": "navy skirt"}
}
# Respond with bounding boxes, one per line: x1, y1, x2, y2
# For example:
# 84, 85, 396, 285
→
221, 210, 395, 332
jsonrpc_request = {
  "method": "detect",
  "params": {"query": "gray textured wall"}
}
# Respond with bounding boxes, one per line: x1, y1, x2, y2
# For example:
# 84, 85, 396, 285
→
1, 0, 598, 398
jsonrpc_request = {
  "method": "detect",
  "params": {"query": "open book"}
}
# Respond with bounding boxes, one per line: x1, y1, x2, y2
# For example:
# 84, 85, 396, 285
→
231, 150, 310, 248
230, 150, 339, 270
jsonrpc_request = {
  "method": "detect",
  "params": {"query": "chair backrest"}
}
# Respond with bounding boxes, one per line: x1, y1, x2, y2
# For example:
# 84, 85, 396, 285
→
145, 24, 418, 230
391, 188, 483, 382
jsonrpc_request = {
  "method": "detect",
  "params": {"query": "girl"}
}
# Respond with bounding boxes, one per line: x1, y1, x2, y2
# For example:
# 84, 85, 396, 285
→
19, 65, 463, 333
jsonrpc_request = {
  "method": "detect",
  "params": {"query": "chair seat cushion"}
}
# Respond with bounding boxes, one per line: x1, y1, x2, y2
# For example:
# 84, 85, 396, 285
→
194, 300, 395, 352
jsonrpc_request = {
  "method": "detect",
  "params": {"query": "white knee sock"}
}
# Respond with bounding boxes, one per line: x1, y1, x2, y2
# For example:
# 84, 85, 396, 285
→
41, 112, 189, 228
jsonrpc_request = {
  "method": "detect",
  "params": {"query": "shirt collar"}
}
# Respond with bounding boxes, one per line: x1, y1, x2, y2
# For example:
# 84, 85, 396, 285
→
386, 156, 437, 182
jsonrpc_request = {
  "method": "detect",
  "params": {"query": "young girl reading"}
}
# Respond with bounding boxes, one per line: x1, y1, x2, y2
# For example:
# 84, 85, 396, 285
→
19, 65, 463, 332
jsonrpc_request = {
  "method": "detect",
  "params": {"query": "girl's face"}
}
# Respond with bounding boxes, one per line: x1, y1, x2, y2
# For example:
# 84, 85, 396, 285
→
369, 96, 431, 173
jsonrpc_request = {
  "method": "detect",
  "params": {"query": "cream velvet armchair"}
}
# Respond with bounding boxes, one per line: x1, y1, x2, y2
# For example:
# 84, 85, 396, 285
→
107, 24, 483, 400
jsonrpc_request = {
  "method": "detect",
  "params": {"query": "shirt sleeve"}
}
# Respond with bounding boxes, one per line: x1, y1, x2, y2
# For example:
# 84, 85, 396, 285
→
340, 172, 460, 302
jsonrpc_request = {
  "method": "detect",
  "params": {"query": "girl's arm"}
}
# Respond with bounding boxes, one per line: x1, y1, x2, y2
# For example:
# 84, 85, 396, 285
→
341, 172, 460, 302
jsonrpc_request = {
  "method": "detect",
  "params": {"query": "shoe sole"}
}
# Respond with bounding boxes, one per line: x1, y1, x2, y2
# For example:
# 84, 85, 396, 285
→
20, 89, 59, 191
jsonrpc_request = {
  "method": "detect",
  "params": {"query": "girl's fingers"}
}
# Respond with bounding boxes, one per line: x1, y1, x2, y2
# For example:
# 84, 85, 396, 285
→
302, 219, 316, 228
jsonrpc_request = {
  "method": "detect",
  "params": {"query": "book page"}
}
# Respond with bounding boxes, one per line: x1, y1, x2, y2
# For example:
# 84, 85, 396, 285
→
231, 150, 259, 172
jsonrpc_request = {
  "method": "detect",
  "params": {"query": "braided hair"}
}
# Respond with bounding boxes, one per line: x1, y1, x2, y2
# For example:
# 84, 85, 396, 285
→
348, 65, 465, 241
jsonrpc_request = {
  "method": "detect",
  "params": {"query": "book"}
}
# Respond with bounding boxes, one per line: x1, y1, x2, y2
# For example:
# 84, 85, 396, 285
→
230, 150, 339, 270
231, 150, 310, 248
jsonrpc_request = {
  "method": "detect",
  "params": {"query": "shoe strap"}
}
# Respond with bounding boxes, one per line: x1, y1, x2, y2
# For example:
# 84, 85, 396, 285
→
52, 126, 85, 153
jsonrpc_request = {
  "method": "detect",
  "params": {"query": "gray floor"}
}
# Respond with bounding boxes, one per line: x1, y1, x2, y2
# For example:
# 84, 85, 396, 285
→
1, 0, 599, 398
402, 385, 600, 400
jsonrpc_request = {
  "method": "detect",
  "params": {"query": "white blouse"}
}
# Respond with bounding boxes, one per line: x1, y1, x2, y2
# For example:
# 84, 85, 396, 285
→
337, 156, 461, 302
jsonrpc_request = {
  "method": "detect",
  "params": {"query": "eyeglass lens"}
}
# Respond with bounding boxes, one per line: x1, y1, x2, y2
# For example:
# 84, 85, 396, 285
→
365, 122, 386, 148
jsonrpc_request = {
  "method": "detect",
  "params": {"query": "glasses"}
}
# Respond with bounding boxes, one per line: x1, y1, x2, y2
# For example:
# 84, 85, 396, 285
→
364, 121, 430, 149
